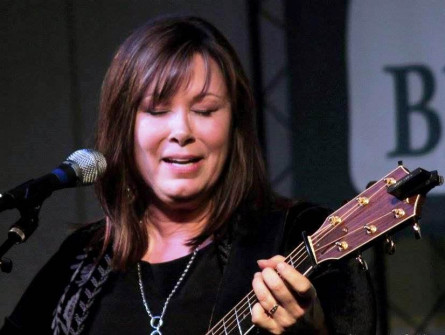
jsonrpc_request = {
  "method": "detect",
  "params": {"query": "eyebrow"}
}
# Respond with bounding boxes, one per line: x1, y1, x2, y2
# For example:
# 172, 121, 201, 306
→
192, 92, 226, 102
141, 91, 227, 104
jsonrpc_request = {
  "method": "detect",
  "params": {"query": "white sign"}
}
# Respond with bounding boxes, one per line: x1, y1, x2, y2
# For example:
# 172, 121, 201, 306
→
348, 1, 445, 194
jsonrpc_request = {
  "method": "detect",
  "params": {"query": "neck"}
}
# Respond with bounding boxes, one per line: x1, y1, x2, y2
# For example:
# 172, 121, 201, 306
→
142, 202, 212, 263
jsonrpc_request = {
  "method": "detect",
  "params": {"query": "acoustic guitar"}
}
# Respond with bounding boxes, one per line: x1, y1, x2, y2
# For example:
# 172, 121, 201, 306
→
206, 165, 443, 335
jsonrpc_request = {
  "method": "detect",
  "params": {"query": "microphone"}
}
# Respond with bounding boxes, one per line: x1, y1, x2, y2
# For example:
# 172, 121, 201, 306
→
0, 149, 107, 212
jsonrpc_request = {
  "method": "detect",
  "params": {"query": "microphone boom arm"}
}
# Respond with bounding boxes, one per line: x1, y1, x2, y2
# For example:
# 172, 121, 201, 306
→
0, 148, 107, 274
0, 197, 43, 273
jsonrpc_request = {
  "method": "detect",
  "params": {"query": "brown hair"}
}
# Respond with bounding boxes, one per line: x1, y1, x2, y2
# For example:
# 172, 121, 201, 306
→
95, 16, 269, 270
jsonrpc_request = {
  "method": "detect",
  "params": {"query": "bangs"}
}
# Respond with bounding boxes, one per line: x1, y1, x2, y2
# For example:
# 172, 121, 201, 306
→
140, 49, 214, 108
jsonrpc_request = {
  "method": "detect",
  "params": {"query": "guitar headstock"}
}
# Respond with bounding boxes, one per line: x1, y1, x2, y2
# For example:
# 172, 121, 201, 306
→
309, 165, 439, 264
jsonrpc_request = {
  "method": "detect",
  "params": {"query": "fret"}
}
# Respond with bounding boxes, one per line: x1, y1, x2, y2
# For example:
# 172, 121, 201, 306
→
246, 294, 253, 314
289, 254, 295, 268
234, 307, 243, 335
244, 324, 255, 335
205, 166, 435, 335
206, 251, 311, 335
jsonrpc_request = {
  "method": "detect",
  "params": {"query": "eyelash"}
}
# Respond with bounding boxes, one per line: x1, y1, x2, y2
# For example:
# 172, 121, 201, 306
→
145, 109, 168, 116
145, 109, 218, 116
192, 109, 218, 116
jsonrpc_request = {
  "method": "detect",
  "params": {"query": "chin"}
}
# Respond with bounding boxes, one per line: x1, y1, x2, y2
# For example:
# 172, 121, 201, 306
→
161, 189, 210, 209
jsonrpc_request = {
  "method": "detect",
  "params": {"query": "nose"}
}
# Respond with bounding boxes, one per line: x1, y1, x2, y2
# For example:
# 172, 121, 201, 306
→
169, 110, 195, 146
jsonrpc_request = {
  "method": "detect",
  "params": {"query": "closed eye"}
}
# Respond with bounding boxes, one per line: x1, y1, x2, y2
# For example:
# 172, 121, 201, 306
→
145, 109, 169, 116
192, 109, 218, 116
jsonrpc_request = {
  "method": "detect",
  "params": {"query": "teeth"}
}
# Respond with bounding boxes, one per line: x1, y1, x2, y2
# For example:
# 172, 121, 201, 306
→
172, 160, 192, 164
164, 158, 200, 164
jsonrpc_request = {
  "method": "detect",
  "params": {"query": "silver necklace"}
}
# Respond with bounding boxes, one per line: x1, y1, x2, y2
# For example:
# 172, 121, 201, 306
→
137, 246, 201, 335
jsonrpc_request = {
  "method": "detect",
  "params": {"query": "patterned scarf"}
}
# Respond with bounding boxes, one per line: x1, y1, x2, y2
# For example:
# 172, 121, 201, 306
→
51, 249, 112, 335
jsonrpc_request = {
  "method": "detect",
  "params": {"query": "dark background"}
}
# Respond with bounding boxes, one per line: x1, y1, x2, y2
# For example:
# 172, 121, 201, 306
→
1, 1, 444, 333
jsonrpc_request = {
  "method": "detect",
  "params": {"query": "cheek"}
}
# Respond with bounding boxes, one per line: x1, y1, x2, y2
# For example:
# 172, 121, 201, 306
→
133, 117, 162, 175
211, 110, 232, 141
203, 118, 232, 161
134, 120, 148, 166
134, 116, 163, 152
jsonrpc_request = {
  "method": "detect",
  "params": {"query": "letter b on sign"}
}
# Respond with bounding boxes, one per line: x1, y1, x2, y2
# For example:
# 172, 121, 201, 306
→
384, 65, 441, 157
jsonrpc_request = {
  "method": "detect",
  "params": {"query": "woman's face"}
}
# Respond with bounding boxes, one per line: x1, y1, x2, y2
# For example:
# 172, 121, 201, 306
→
134, 54, 232, 209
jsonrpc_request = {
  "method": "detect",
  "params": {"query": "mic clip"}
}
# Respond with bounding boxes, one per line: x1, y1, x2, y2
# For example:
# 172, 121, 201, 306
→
0, 193, 43, 273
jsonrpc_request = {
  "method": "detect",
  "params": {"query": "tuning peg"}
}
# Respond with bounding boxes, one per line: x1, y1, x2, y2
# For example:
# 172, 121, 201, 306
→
366, 180, 377, 189
356, 254, 368, 271
413, 222, 422, 239
385, 236, 396, 255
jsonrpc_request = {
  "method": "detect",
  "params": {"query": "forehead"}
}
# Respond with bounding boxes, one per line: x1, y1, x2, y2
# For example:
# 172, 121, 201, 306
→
142, 53, 228, 104
182, 55, 227, 95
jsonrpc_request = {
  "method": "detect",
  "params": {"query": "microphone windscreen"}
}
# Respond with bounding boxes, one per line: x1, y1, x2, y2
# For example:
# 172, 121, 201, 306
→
64, 149, 107, 185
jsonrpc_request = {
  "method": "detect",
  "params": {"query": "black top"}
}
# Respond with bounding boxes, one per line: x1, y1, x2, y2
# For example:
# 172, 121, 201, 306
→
86, 243, 223, 335
0, 201, 377, 334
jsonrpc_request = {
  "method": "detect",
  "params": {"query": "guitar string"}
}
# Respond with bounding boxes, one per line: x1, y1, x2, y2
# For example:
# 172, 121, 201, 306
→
307, 186, 385, 242
312, 181, 403, 253
310, 181, 391, 248
207, 184, 391, 335
313, 170, 412, 249
299, 171, 400, 247
209, 200, 401, 335
211, 204, 397, 334
208, 172, 406, 334
209, 215, 400, 333
207, 243, 308, 335
210, 210, 401, 333
335, 184, 387, 223
310, 182, 388, 243
335, 183, 388, 224
313, 211, 396, 253
311, 186, 398, 251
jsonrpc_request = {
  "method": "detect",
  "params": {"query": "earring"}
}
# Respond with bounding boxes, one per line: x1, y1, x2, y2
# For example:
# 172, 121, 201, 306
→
126, 186, 135, 202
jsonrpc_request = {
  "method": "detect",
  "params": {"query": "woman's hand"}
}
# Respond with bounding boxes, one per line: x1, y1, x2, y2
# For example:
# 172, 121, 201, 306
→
251, 255, 328, 334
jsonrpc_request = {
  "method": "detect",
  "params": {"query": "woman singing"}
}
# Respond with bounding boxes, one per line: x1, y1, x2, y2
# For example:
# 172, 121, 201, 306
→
1, 16, 375, 334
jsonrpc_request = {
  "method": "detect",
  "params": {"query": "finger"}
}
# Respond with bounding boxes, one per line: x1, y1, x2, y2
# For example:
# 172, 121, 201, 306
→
276, 262, 317, 302
261, 266, 305, 318
277, 262, 316, 299
257, 255, 286, 270
253, 271, 295, 326
252, 272, 277, 312
251, 302, 281, 333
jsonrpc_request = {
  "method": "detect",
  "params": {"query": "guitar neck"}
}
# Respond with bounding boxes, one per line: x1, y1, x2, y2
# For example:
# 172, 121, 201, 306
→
206, 242, 312, 335
205, 165, 440, 335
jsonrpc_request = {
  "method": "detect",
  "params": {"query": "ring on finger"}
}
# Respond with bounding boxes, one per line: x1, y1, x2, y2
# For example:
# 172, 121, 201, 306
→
268, 304, 279, 316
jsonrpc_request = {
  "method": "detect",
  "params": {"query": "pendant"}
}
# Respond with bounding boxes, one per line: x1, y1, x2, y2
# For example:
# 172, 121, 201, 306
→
150, 316, 163, 335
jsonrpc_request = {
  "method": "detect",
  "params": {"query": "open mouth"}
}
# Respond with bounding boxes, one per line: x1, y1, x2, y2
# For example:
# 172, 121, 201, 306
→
163, 157, 202, 165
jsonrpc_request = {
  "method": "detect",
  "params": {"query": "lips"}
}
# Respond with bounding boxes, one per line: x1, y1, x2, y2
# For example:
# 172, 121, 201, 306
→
162, 156, 203, 164
161, 155, 203, 174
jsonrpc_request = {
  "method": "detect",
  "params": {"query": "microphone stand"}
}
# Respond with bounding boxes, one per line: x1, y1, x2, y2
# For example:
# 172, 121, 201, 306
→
0, 201, 42, 273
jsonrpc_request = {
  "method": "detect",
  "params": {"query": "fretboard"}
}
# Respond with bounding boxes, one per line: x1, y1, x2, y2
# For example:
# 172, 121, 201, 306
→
205, 165, 436, 334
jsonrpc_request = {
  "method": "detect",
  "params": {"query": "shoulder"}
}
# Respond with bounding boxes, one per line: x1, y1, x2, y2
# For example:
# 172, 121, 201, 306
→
29, 219, 107, 295
270, 196, 330, 234
283, 199, 331, 235
58, 219, 106, 255
1, 219, 107, 333
266, 196, 331, 255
